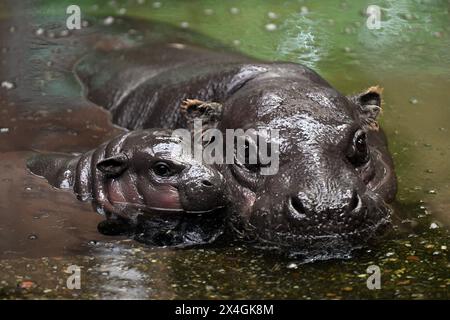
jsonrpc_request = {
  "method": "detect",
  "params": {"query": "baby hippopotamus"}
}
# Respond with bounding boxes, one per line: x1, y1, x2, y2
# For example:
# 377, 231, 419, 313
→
27, 129, 228, 246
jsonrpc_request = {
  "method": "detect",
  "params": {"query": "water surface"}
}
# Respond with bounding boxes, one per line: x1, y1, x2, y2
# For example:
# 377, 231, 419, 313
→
0, 0, 448, 299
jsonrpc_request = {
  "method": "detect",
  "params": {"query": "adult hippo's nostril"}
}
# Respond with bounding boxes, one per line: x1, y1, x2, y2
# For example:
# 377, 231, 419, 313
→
287, 188, 362, 222
201, 180, 213, 187
288, 196, 307, 219
348, 189, 362, 213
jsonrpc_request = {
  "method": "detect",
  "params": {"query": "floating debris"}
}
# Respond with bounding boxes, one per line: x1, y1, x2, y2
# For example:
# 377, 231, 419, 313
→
230, 7, 240, 15
103, 16, 115, 26
428, 189, 437, 194
28, 234, 38, 240
409, 97, 418, 104
265, 23, 277, 31
204, 8, 214, 15
429, 222, 439, 229
342, 286, 353, 292
117, 8, 127, 15
19, 280, 35, 289
168, 43, 186, 49
406, 255, 420, 262
0, 127, 9, 133
180, 21, 189, 29
267, 12, 278, 19
1, 81, 15, 90
153, 1, 161, 8
287, 262, 298, 269
300, 6, 309, 15
35, 28, 44, 36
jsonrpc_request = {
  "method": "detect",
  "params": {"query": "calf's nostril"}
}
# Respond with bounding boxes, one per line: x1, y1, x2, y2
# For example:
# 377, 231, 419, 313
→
201, 180, 213, 187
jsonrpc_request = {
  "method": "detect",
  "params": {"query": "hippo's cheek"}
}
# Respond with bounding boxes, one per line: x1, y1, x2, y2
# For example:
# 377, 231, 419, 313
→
106, 177, 143, 205
104, 173, 183, 210
140, 185, 183, 210
106, 179, 127, 204
221, 169, 257, 218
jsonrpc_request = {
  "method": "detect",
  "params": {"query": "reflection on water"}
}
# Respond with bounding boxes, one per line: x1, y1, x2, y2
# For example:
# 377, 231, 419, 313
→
0, 0, 448, 299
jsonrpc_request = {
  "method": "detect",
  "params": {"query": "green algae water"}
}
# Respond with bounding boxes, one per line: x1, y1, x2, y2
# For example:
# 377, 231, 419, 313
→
0, 0, 448, 299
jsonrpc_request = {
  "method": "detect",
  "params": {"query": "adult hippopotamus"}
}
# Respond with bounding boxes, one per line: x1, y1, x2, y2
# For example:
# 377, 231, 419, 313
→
27, 129, 228, 246
72, 37, 397, 259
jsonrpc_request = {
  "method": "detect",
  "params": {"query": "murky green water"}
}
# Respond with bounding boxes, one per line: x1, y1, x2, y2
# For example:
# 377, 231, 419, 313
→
0, 0, 448, 299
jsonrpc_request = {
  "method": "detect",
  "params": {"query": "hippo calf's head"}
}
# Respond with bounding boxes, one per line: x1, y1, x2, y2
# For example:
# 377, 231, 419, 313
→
189, 65, 397, 260
27, 129, 228, 247
95, 130, 229, 246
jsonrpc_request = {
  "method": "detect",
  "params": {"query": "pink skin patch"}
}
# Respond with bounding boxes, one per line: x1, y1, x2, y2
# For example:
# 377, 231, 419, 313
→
106, 176, 183, 211
142, 185, 182, 210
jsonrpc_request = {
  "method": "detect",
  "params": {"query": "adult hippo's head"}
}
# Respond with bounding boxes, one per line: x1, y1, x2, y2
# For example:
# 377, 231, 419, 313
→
185, 63, 397, 261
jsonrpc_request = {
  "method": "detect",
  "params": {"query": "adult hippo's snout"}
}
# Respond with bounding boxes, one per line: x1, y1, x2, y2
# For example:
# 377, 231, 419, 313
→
287, 189, 363, 225
284, 164, 368, 226
247, 161, 392, 259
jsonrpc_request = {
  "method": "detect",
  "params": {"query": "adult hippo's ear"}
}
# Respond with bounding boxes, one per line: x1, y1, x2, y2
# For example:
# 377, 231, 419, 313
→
96, 153, 129, 177
180, 99, 223, 132
349, 86, 383, 131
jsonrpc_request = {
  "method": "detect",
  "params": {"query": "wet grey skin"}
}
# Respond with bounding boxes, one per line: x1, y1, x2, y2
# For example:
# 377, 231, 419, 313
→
27, 129, 228, 247
74, 40, 397, 260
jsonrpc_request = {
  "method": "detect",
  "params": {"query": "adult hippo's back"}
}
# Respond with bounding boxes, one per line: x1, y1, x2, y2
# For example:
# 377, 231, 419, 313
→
73, 24, 397, 260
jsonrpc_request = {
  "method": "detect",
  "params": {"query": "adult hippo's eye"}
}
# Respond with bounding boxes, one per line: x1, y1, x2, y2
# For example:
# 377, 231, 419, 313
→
347, 129, 370, 166
231, 137, 263, 190
152, 161, 173, 177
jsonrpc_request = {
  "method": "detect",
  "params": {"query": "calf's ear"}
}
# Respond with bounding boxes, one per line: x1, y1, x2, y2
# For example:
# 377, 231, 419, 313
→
96, 153, 128, 177
349, 86, 383, 131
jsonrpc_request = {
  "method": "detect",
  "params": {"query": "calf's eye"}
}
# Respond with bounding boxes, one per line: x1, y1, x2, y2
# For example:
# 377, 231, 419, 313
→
152, 161, 172, 177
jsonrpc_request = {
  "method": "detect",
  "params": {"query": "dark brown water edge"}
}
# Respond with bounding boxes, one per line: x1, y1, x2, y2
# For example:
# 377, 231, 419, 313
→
0, 3, 448, 299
